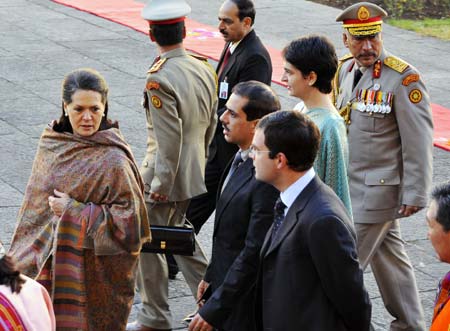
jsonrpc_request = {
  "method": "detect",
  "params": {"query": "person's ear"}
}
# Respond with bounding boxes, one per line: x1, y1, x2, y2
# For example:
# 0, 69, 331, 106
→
63, 103, 69, 117
243, 17, 252, 29
308, 71, 317, 86
276, 152, 288, 170
343, 32, 349, 48
182, 26, 187, 39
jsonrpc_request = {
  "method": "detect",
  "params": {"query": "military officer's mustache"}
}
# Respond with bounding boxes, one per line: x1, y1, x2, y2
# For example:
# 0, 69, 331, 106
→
357, 51, 377, 59
220, 29, 228, 36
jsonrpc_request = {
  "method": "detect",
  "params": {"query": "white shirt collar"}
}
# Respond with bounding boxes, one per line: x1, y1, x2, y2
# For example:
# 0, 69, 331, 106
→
280, 168, 315, 215
239, 148, 251, 162
229, 39, 242, 54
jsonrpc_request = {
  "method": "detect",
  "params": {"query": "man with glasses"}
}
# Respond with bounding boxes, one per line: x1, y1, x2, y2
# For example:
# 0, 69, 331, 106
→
333, 2, 433, 330
252, 110, 371, 330
188, 81, 279, 331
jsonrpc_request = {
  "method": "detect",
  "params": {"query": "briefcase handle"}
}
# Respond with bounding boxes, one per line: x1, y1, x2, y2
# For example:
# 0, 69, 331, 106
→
147, 201, 194, 229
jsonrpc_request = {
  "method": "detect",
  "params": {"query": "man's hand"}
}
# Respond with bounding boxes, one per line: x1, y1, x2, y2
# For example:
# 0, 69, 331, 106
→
48, 189, 72, 217
196, 280, 210, 308
188, 313, 213, 331
398, 204, 423, 217
150, 191, 169, 202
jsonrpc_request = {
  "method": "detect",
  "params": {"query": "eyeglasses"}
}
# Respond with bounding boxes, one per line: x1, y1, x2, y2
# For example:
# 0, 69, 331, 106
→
249, 145, 271, 157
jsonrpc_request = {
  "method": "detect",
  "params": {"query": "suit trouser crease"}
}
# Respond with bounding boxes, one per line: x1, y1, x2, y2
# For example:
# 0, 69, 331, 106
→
136, 200, 208, 329
356, 220, 426, 331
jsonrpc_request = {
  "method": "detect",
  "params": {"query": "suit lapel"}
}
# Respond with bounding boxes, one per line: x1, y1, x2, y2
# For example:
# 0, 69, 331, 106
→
216, 157, 232, 202
260, 223, 274, 259
213, 159, 254, 234
220, 53, 237, 80
216, 42, 231, 75
263, 177, 320, 258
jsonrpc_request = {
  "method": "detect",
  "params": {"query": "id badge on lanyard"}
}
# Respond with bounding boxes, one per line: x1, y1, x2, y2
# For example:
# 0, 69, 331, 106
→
219, 78, 229, 100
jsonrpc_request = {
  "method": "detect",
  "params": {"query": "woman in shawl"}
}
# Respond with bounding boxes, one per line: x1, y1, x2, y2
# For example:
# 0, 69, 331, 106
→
8, 68, 150, 331
281, 35, 352, 217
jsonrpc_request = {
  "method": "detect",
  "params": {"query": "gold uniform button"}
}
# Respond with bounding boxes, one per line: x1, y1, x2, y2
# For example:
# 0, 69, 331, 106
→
144, 161, 149, 167
348, 120, 351, 124
380, 179, 385, 184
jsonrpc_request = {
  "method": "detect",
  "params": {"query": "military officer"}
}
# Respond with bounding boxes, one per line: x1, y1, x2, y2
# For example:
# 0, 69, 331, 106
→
334, 2, 433, 331
127, 1, 218, 330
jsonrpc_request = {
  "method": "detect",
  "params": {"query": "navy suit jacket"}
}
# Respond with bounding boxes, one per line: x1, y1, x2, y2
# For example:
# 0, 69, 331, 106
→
199, 157, 278, 331
256, 176, 371, 331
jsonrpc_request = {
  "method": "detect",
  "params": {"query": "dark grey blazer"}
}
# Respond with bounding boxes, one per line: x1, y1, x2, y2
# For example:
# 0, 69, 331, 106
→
256, 176, 371, 331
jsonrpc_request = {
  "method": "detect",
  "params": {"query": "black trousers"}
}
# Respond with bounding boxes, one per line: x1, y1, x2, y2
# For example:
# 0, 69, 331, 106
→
186, 160, 223, 234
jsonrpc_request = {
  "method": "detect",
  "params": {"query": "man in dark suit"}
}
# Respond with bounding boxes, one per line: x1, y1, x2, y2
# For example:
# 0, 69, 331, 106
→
252, 111, 371, 331
186, 0, 273, 235
188, 81, 279, 331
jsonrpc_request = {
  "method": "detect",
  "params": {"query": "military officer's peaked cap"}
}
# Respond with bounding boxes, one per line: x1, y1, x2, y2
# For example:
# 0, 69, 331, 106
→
142, 0, 191, 24
336, 2, 388, 36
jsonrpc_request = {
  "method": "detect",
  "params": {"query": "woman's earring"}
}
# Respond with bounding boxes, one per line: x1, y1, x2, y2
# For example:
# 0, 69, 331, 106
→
64, 111, 68, 117
102, 113, 105, 117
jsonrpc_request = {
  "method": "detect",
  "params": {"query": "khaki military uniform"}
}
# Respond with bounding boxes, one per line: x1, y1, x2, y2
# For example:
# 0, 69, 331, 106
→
137, 47, 218, 329
335, 49, 433, 331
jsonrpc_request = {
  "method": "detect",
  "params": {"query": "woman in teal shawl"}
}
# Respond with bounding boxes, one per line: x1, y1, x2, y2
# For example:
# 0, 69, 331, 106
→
281, 35, 352, 216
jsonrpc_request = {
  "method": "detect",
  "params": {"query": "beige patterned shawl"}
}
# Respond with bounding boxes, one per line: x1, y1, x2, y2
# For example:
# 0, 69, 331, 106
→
9, 125, 150, 330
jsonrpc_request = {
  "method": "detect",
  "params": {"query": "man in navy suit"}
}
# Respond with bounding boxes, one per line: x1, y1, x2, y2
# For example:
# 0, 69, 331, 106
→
188, 81, 279, 331
252, 111, 371, 331
186, 0, 273, 235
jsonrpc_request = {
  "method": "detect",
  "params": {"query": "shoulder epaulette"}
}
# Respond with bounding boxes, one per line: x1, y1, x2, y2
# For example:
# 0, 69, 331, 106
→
339, 53, 354, 62
333, 54, 354, 107
148, 58, 167, 74
189, 53, 218, 93
384, 56, 409, 73
188, 53, 208, 62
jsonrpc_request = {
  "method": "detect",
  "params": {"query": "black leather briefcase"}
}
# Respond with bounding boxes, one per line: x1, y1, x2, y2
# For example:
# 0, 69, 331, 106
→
141, 225, 195, 256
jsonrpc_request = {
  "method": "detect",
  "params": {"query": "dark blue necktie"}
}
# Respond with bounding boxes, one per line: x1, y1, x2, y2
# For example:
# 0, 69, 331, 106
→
271, 197, 286, 237
228, 152, 243, 178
